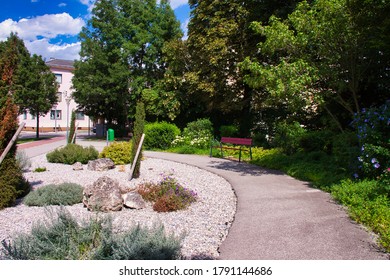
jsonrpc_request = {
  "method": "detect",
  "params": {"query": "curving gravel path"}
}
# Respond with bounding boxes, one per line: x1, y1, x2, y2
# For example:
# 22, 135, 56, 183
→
0, 154, 237, 259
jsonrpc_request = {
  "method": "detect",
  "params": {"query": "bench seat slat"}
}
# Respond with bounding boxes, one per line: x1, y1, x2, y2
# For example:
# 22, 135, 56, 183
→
221, 137, 252, 146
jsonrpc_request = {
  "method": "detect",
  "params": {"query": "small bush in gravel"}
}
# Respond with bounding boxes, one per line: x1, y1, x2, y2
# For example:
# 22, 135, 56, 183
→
99, 141, 132, 165
138, 177, 197, 212
46, 144, 98, 164
16, 150, 32, 172
33, 167, 46, 173
23, 183, 83, 206
1, 209, 182, 260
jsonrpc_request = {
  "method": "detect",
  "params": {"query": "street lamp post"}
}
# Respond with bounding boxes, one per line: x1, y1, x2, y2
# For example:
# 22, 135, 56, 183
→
53, 105, 57, 133
64, 91, 71, 143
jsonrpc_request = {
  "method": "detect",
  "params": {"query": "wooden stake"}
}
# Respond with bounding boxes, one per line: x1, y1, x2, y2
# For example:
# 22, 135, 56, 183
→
0, 122, 25, 166
129, 133, 145, 180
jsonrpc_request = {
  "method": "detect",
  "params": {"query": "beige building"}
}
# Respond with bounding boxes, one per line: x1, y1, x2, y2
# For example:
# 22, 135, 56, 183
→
19, 59, 92, 132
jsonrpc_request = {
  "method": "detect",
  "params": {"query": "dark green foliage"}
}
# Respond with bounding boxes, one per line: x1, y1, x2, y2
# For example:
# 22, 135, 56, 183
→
299, 130, 333, 153
1, 209, 182, 260
131, 102, 145, 178
331, 180, 390, 251
99, 141, 132, 165
220, 125, 239, 137
144, 122, 180, 150
23, 183, 83, 206
138, 177, 197, 212
46, 144, 99, 165
68, 110, 76, 144
0, 158, 30, 209
331, 132, 359, 168
272, 121, 306, 155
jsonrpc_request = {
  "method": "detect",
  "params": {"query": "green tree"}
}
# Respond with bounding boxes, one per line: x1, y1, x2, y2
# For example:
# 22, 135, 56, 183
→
242, 0, 390, 131
0, 33, 30, 209
15, 54, 58, 139
130, 101, 145, 179
73, 0, 182, 127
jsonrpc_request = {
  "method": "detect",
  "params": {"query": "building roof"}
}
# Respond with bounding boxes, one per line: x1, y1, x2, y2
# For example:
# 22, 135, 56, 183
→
46, 58, 75, 71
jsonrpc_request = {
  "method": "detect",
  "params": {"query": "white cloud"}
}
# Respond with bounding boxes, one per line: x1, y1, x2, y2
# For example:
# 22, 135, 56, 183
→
0, 13, 84, 60
26, 39, 81, 61
58, 3, 67, 7
31, 0, 39, 3
170, 0, 188, 9
0, 13, 84, 41
79, 0, 95, 12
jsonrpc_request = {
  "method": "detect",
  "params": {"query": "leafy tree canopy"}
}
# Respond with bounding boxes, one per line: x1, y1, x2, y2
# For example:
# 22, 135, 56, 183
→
73, 0, 182, 126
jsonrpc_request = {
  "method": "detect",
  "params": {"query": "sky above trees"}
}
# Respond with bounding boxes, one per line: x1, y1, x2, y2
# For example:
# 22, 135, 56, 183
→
0, 0, 189, 60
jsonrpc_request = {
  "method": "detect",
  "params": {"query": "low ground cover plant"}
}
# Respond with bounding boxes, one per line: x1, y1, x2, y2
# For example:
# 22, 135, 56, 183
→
23, 183, 83, 206
33, 167, 46, 173
138, 176, 197, 212
1, 209, 182, 260
46, 144, 98, 164
99, 141, 132, 165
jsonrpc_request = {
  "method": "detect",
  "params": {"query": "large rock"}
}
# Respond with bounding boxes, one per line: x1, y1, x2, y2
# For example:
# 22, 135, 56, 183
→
83, 176, 123, 212
87, 158, 115, 171
122, 192, 146, 209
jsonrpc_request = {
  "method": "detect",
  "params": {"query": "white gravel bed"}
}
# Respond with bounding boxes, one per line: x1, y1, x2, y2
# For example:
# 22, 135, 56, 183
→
0, 154, 237, 259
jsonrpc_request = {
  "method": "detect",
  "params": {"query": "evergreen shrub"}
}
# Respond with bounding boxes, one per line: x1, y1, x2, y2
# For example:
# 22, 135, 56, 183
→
131, 102, 145, 178
99, 141, 132, 165
46, 144, 98, 164
0, 158, 30, 209
144, 122, 180, 150
23, 183, 83, 206
1, 209, 182, 260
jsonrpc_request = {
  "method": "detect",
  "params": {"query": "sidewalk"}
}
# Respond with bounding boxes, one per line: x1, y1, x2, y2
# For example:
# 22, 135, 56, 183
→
17, 138, 390, 259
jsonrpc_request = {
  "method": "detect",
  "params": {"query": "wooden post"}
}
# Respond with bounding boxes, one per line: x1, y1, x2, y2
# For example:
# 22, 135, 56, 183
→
129, 133, 145, 180
71, 122, 79, 144
0, 122, 25, 166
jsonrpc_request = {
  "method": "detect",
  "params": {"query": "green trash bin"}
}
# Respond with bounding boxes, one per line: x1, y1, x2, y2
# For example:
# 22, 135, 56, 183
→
107, 128, 115, 141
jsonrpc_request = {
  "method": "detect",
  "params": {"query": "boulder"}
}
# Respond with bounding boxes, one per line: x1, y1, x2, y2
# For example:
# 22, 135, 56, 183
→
83, 176, 123, 212
122, 192, 146, 209
87, 158, 115, 171
72, 162, 84, 171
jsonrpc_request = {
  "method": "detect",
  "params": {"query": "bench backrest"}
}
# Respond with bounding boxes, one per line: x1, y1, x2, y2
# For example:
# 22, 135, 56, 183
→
221, 137, 252, 146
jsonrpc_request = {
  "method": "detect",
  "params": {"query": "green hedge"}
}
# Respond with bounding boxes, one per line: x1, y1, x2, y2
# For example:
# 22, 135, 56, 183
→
144, 122, 180, 150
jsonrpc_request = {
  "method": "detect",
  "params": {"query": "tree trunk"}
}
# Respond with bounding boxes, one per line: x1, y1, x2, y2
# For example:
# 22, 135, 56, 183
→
36, 114, 40, 139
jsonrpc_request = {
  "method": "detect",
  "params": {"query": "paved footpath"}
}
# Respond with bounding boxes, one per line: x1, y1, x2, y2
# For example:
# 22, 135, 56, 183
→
145, 151, 389, 260
18, 138, 389, 260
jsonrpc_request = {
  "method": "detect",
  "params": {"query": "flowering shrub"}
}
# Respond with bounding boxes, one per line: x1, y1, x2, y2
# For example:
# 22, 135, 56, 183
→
353, 101, 390, 179
171, 118, 213, 149
137, 176, 197, 212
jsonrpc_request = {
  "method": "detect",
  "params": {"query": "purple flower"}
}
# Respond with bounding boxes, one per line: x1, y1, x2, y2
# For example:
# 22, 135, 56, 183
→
353, 173, 359, 179
374, 163, 380, 169
371, 158, 377, 163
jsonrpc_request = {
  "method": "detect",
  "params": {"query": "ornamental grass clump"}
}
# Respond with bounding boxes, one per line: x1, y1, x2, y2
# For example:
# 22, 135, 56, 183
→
1, 209, 182, 260
23, 183, 83, 206
138, 176, 197, 212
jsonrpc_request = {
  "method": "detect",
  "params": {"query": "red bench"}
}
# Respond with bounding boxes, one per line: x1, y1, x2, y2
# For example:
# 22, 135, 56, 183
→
210, 137, 253, 162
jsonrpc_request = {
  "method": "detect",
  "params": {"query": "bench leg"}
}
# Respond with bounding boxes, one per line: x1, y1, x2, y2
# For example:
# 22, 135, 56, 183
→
239, 147, 242, 162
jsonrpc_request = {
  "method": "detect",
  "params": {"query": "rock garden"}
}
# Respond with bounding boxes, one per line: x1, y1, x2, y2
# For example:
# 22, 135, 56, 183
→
0, 143, 236, 260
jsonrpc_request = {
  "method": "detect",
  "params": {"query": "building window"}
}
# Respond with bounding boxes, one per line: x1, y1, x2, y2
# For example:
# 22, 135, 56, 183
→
31, 114, 35, 120
55, 74, 62, 84
23, 112, 27, 120
57, 92, 62, 102
50, 110, 62, 120
76, 110, 85, 120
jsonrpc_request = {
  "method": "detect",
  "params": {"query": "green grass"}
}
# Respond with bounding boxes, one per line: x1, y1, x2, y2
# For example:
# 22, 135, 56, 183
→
17, 136, 54, 144
331, 180, 390, 251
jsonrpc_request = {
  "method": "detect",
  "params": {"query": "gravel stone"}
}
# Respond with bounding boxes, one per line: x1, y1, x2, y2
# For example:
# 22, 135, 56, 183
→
0, 154, 236, 259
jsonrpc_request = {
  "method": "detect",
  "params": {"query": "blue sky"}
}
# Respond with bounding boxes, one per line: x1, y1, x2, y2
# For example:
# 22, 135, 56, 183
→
0, 0, 190, 60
